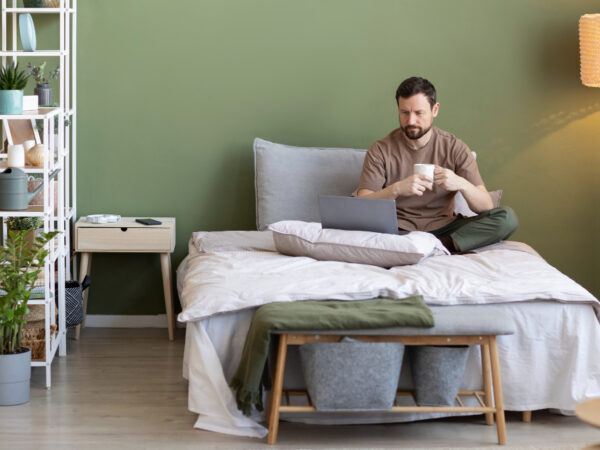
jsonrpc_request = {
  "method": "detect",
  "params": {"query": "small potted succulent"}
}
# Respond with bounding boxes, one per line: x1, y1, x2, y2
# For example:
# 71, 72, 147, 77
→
26, 62, 59, 106
0, 228, 57, 405
0, 62, 29, 114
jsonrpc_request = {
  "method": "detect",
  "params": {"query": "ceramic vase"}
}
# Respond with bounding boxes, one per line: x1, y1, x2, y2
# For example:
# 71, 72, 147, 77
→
7, 144, 25, 168
34, 83, 52, 106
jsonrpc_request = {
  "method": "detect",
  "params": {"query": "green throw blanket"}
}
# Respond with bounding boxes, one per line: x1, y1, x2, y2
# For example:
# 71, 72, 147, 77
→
230, 296, 434, 416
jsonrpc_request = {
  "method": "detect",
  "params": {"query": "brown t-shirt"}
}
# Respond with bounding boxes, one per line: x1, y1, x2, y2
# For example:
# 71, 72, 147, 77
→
359, 126, 484, 232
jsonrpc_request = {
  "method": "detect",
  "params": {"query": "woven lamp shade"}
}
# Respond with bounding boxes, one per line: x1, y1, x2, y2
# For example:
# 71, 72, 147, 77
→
579, 14, 600, 87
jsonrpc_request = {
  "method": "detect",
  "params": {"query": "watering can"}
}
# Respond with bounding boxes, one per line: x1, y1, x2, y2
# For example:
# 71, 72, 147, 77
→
0, 167, 60, 210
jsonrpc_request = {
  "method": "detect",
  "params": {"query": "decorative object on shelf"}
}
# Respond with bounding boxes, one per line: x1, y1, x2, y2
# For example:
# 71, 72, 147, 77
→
0, 229, 58, 405
0, 62, 29, 115
23, 0, 60, 7
25, 143, 46, 167
27, 62, 59, 106
18, 13, 36, 52
22, 95, 38, 111
84, 214, 121, 224
0, 167, 59, 210
6, 216, 44, 250
6, 216, 43, 231
7, 144, 25, 167
34, 84, 51, 106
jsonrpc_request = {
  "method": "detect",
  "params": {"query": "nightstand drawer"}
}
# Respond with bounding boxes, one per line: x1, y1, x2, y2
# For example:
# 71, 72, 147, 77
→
76, 227, 173, 252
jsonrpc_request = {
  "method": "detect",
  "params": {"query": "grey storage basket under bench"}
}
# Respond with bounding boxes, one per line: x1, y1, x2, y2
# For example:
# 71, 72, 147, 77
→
409, 345, 471, 406
266, 305, 516, 446
300, 337, 404, 411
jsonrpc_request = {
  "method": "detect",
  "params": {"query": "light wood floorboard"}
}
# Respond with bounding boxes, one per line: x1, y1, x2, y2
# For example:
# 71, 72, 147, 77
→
0, 328, 599, 449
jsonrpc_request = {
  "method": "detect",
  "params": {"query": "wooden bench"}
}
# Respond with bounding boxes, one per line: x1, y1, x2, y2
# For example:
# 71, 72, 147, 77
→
266, 305, 516, 445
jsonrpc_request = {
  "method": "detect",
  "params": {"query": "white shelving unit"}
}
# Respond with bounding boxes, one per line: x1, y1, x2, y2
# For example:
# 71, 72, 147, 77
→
0, 0, 76, 388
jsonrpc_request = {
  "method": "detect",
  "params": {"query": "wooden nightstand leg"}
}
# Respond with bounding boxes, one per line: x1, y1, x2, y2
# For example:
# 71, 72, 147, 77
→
75, 252, 92, 340
160, 253, 175, 341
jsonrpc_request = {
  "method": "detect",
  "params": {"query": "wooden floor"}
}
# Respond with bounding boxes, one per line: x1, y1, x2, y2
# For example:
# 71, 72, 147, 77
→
1, 328, 599, 449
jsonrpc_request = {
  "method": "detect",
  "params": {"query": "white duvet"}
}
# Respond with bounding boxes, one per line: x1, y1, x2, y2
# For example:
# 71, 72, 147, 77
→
179, 232, 597, 323
177, 231, 600, 438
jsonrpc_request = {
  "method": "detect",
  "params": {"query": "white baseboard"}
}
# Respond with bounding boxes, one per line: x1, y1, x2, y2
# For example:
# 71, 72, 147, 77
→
84, 314, 184, 328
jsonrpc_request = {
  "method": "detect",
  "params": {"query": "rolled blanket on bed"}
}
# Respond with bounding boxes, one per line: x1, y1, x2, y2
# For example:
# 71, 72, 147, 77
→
230, 296, 434, 416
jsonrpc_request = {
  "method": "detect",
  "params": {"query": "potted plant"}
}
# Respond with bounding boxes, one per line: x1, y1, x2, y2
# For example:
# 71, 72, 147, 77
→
6, 217, 44, 249
0, 62, 29, 114
0, 228, 57, 405
26, 62, 59, 106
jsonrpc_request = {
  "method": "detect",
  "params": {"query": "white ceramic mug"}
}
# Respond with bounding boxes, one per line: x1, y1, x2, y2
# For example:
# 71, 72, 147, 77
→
7, 144, 25, 168
413, 163, 435, 183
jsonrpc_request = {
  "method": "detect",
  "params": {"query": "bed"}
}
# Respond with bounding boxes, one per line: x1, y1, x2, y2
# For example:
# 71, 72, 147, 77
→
176, 138, 600, 438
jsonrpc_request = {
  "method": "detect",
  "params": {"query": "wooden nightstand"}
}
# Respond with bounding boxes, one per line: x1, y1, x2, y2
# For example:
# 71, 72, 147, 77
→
74, 217, 176, 340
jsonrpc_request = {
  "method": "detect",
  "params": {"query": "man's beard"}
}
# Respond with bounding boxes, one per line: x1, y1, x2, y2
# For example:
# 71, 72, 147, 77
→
401, 124, 432, 140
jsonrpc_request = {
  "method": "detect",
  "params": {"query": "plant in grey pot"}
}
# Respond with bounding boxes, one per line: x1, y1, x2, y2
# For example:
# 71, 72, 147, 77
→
0, 228, 57, 405
0, 62, 29, 114
26, 62, 59, 107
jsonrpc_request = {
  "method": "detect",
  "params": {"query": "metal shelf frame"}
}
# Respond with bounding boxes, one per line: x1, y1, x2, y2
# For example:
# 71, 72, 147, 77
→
0, 0, 76, 388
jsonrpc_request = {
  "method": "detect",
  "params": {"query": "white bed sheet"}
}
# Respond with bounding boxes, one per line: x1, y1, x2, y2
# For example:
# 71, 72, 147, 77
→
179, 233, 597, 323
176, 231, 600, 438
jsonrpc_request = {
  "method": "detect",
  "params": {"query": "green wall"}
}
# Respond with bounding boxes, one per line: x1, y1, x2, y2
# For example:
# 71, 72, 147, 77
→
22, 0, 600, 314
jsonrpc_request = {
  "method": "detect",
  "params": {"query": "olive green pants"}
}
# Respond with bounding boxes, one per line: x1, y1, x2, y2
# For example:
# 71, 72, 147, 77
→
430, 207, 519, 252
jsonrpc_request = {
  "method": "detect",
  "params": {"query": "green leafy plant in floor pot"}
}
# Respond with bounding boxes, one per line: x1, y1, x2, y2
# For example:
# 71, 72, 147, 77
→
0, 62, 29, 115
0, 228, 57, 405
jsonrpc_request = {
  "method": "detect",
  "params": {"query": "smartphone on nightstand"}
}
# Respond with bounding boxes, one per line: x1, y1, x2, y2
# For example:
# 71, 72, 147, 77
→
135, 218, 162, 226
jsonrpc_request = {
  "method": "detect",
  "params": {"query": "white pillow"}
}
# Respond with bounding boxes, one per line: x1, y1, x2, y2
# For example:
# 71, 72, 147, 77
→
268, 221, 449, 268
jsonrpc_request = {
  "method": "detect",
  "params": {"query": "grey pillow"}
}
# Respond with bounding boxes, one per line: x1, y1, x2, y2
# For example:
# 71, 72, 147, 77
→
254, 138, 367, 231
253, 137, 499, 228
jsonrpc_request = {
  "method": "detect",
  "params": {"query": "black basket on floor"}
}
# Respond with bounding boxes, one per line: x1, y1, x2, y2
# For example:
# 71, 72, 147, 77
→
55, 276, 91, 328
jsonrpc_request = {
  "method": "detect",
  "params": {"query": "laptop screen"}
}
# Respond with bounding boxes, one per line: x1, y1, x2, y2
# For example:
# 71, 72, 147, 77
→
318, 195, 400, 234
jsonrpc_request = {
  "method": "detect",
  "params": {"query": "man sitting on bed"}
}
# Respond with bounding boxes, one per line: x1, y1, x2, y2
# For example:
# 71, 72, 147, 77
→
357, 76, 518, 253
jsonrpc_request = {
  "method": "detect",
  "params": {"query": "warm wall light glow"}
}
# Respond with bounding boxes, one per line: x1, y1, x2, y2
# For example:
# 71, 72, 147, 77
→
580, 14, 600, 87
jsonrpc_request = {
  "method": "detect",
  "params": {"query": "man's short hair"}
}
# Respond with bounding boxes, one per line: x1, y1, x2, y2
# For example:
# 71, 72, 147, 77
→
395, 77, 437, 108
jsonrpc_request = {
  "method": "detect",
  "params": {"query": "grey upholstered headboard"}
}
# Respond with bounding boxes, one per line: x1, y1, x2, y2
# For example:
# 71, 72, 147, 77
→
253, 138, 367, 231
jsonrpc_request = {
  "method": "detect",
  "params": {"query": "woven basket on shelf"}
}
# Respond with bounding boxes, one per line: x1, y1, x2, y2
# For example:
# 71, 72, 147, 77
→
21, 325, 56, 361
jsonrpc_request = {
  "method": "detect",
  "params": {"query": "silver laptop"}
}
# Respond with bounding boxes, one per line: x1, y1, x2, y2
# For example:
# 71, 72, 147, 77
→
318, 195, 401, 234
